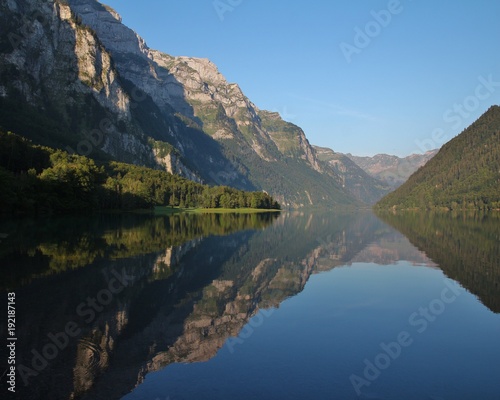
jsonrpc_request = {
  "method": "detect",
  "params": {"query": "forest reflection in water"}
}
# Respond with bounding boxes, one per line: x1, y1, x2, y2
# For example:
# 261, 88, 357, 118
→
0, 210, 499, 400
377, 210, 500, 313
0, 212, 278, 290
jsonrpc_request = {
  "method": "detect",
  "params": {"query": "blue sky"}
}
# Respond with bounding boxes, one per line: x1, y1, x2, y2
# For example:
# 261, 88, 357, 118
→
101, 0, 500, 156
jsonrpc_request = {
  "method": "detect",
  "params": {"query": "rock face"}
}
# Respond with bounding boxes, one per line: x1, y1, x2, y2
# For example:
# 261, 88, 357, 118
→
65, 0, 359, 207
0, 0, 157, 166
0, 0, 369, 207
346, 150, 438, 188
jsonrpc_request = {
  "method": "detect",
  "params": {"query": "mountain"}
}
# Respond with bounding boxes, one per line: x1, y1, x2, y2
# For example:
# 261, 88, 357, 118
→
0, 0, 365, 208
313, 145, 391, 204
376, 106, 500, 210
346, 149, 438, 188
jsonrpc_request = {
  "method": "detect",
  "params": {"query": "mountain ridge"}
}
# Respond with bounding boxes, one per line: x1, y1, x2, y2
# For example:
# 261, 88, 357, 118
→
346, 149, 438, 188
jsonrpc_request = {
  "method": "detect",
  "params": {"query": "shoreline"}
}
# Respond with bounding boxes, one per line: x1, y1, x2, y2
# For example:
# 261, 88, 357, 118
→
151, 207, 282, 215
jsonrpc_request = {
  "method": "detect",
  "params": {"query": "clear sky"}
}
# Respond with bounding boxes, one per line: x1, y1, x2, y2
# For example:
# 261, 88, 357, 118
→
101, 0, 500, 157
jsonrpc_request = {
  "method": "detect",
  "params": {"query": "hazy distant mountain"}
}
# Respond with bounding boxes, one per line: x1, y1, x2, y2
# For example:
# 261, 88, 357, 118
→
313, 146, 391, 204
376, 105, 500, 210
346, 150, 438, 188
0, 0, 367, 208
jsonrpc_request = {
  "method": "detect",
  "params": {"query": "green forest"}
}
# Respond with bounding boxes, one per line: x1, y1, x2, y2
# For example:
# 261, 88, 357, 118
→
0, 130, 281, 216
376, 105, 500, 210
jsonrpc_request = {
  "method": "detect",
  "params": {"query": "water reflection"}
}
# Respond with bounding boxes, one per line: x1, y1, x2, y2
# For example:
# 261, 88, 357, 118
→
0, 212, 277, 290
377, 210, 500, 313
1, 210, 498, 399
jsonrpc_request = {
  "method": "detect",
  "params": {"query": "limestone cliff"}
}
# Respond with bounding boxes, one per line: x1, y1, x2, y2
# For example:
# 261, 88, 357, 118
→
0, 0, 200, 176
64, 0, 358, 206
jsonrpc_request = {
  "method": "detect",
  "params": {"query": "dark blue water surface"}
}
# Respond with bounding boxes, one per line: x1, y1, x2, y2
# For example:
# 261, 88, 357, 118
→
123, 262, 500, 400
1, 211, 499, 400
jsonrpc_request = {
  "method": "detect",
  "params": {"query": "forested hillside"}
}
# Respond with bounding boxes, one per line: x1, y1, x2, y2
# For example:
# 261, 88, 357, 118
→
376, 106, 500, 210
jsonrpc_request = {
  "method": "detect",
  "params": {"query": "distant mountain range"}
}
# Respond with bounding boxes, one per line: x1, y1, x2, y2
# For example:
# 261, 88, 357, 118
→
377, 105, 500, 210
312, 146, 442, 204
313, 146, 392, 204
346, 150, 438, 188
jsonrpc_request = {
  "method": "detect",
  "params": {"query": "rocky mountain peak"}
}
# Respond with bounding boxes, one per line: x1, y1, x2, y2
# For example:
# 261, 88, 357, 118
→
177, 56, 226, 85
68, 0, 149, 56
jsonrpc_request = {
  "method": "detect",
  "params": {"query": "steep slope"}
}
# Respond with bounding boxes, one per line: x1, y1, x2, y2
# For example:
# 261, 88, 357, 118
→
347, 149, 438, 188
313, 145, 391, 204
31, 0, 356, 208
157, 55, 354, 207
377, 105, 500, 210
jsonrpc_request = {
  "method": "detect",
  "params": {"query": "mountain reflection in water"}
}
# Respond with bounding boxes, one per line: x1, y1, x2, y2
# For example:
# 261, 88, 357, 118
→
0, 210, 498, 400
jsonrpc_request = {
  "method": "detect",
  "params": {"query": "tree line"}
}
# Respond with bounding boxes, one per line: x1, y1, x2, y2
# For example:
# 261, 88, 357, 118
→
0, 130, 281, 216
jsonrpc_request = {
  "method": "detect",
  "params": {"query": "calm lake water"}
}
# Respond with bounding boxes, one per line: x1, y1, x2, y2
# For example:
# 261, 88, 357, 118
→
1, 211, 499, 400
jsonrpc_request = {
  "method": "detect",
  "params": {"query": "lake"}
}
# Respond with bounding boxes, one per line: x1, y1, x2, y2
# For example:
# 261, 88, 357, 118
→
1, 211, 499, 400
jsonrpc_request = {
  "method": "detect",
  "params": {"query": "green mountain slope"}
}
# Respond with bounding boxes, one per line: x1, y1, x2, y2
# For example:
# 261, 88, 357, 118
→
376, 105, 500, 210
